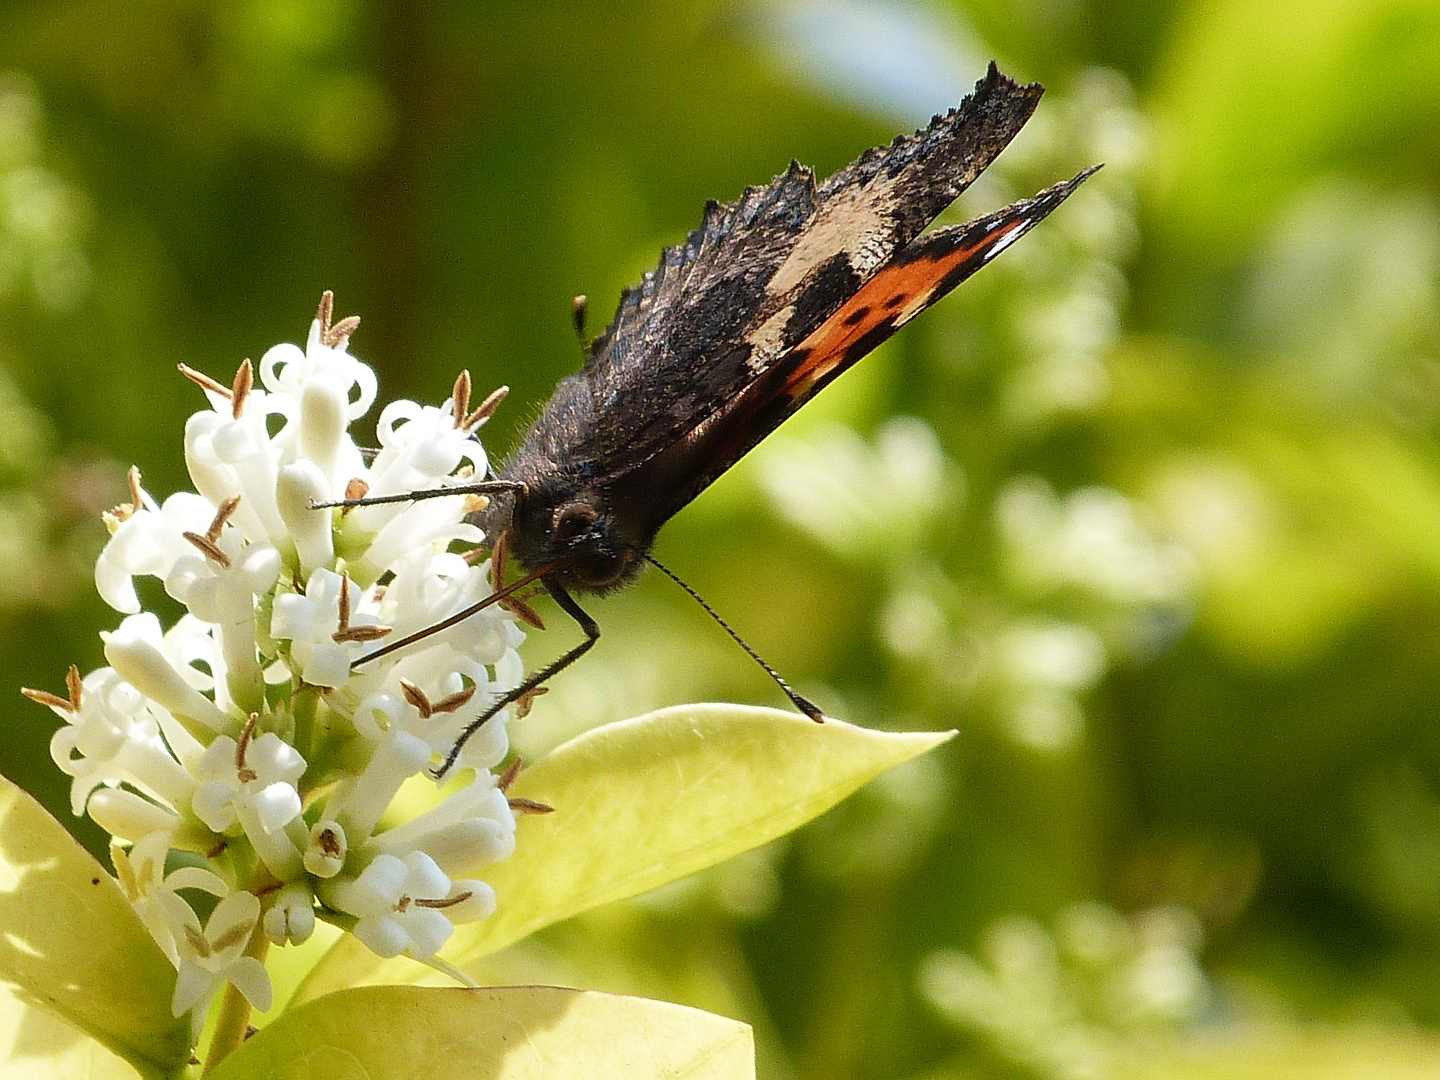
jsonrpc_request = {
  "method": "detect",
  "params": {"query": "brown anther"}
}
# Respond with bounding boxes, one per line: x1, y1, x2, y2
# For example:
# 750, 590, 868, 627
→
236, 713, 259, 782
431, 685, 477, 714
396, 895, 411, 913
491, 531, 510, 584
502, 595, 546, 631
207, 495, 242, 542
399, 679, 432, 719
108, 466, 145, 522
183, 924, 213, 958
461, 547, 487, 565
183, 531, 232, 569
452, 371, 472, 429
317, 828, 342, 857
463, 385, 509, 430
21, 686, 74, 711
178, 364, 231, 399
332, 624, 392, 643
508, 797, 554, 815
343, 478, 369, 511
371, 584, 388, 602
496, 758, 523, 792
336, 572, 351, 630
415, 891, 472, 909
253, 880, 284, 898
210, 921, 251, 954
66, 664, 82, 709
231, 358, 253, 421
514, 685, 548, 719
317, 290, 361, 348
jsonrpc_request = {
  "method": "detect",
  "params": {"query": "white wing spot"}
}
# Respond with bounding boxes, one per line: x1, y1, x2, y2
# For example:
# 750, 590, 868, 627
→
982, 221, 1028, 261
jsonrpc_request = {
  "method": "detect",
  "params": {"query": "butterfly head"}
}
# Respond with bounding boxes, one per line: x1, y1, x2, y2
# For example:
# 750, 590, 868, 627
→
484, 482, 645, 594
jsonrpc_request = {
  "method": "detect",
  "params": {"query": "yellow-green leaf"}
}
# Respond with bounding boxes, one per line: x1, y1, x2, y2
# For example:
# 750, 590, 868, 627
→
295, 704, 952, 1001
0, 773, 189, 1079
211, 984, 753, 1080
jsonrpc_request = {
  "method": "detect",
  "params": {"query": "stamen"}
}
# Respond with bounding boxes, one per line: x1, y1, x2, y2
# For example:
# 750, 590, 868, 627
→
399, 679, 432, 719
66, 664, 82, 709
207, 495, 242, 541
317, 290, 361, 347
463, 385, 509, 430
235, 713, 259, 783
452, 371, 471, 429
183, 531, 232, 569
108, 466, 145, 523
431, 685, 477, 714
21, 686, 74, 711
230, 358, 253, 421
210, 921, 252, 954
508, 798, 554, 815
332, 624, 392, 643
342, 478, 369, 514
336, 572, 351, 631
183, 923, 213, 958
415, 892, 472, 909
515, 685, 548, 718
496, 758, 523, 792
178, 364, 231, 399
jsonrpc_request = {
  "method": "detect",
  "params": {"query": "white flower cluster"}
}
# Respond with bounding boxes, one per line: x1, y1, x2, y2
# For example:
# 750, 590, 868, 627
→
25, 295, 527, 1036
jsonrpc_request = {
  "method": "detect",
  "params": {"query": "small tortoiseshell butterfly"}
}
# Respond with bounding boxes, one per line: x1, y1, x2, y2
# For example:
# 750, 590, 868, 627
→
354, 63, 1098, 772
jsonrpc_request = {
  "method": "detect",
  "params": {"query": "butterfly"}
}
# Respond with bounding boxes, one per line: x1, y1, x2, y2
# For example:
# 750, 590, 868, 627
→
350, 62, 1097, 774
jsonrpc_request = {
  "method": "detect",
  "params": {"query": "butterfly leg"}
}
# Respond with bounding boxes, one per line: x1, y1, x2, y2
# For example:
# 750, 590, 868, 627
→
433, 575, 600, 779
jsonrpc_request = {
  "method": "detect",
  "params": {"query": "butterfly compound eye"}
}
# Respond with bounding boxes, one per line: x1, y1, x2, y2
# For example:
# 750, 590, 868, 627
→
553, 502, 599, 539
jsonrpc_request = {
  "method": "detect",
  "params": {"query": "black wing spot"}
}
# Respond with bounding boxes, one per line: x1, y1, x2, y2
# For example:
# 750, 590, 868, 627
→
842, 305, 872, 326
883, 293, 907, 310
842, 316, 901, 365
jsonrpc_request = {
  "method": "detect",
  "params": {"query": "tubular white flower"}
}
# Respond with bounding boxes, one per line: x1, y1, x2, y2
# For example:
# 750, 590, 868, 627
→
275, 460, 335, 574
262, 881, 316, 946
304, 819, 347, 878
323, 851, 456, 961
47, 666, 197, 815
87, 788, 181, 841
327, 729, 431, 842
112, 832, 228, 967
270, 568, 378, 687
191, 731, 305, 879
104, 613, 233, 734
96, 492, 216, 614
171, 890, 272, 1026
297, 373, 352, 489
442, 880, 498, 924
364, 774, 516, 877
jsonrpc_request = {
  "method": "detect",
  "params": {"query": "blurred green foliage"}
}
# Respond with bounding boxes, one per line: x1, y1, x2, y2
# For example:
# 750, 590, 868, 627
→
3, 0, 1440, 1077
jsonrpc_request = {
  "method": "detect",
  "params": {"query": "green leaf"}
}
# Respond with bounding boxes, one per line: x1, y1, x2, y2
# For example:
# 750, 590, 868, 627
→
0, 773, 189, 1079
210, 984, 753, 1080
294, 705, 952, 1001
0, 984, 154, 1079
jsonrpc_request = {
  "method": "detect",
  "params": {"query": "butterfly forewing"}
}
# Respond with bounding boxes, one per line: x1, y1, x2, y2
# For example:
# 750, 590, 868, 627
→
580, 63, 1047, 486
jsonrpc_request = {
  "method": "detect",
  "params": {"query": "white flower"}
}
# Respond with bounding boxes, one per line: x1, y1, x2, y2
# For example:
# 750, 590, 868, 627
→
262, 881, 317, 947
171, 891, 272, 1031
364, 773, 516, 877
323, 851, 458, 961
270, 568, 379, 688
112, 832, 229, 966
191, 728, 305, 879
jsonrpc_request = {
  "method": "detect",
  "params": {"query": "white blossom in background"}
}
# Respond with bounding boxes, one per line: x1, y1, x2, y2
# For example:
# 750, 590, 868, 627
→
23, 294, 533, 1041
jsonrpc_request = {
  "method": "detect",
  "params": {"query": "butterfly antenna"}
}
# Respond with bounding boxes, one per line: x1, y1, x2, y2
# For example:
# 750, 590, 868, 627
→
571, 294, 590, 362
645, 554, 824, 722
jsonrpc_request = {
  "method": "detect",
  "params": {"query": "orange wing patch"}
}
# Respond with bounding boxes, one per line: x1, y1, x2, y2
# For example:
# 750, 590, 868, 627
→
781, 217, 1028, 404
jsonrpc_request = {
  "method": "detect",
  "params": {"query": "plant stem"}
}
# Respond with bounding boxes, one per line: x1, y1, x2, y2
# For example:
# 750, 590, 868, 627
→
200, 918, 271, 1075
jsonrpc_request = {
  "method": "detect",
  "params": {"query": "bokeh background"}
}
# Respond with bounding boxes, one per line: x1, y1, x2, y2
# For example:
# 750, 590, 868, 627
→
3, 1, 1440, 1077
